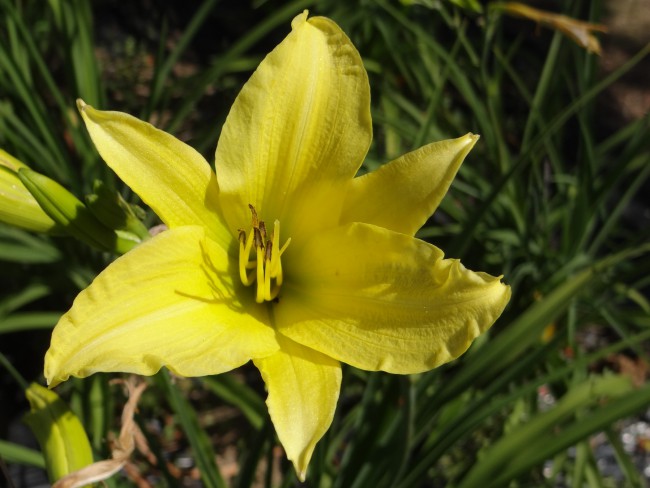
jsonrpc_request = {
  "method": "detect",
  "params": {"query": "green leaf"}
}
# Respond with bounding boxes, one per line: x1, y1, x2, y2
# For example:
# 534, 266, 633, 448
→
201, 374, 266, 431
463, 378, 650, 488
0, 282, 51, 316
0, 311, 60, 334
435, 243, 650, 404
0, 225, 61, 263
0, 439, 45, 468
157, 371, 226, 488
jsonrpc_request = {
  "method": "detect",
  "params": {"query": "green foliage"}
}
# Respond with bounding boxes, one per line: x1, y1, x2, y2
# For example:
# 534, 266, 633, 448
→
1, 0, 649, 487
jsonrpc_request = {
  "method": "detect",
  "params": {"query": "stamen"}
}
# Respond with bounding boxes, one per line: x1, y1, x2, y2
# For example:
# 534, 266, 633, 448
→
253, 227, 264, 250
264, 242, 273, 301
238, 228, 256, 286
270, 221, 280, 277
238, 229, 248, 285
248, 204, 259, 227
255, 244, 265, 303
238, 205, 291, 303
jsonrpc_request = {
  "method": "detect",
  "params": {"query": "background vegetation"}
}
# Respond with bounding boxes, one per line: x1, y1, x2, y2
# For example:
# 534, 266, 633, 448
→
1, 0, 649, 486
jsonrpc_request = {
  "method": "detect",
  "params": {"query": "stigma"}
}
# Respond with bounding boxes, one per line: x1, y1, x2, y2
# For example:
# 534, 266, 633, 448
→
238, 205, 291, 303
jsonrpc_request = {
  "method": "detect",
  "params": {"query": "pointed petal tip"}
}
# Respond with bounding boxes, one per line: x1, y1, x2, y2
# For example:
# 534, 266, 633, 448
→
504, 279, 513, 299
289, 452, 308, 482
76, 98, 87, 112
291, 9, 309, 29
296, 467, 307, 483
44, 356, 64, 389
463, 132, 480, 148
453, 132, 480, 163
44, 371, 64, 389
255, 338, 339, 485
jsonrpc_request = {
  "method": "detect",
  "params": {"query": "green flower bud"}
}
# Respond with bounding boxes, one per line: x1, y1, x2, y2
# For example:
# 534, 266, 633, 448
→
0, 150, 59, 233
18, 167, 140, 254
86, 180, 150, 240
23, 383, 93, 484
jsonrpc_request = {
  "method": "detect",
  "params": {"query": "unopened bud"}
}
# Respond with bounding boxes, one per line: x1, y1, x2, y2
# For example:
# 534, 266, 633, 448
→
0, 150, 59, 233
85, 180, 150, 240
18, 168, 139, 254
23, 383, 94, 485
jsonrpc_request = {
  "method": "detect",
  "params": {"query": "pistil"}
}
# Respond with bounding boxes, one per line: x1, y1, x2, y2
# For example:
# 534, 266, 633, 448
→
238, 205, 291, 303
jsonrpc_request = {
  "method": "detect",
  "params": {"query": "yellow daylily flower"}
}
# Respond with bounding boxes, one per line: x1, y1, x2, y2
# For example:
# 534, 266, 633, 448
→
44, 11, 511, 480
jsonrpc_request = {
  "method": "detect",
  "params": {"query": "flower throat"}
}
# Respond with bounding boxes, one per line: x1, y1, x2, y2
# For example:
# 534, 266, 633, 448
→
238, 205, 291, 303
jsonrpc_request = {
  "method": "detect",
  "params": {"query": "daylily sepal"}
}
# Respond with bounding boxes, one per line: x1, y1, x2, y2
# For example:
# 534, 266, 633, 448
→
254, 335, 341, 481
341, 133, 479, 236
76, 99, 233, 249
45, 225, 279, 388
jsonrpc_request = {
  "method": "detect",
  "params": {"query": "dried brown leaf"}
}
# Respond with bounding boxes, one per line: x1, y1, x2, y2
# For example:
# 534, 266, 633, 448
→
52, 377, 148, 488
496, 2, 607, 54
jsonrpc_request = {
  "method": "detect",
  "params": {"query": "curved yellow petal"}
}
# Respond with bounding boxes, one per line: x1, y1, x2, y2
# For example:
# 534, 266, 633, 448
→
77, 101, 231, 247
278, 223, 511, 374
45, 226, 278, 387
340, 134, 478, 235
254, 334, 341, 482
215, 11, 372, 238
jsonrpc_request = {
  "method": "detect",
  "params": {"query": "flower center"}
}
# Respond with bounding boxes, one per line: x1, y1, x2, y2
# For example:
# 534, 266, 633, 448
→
238, 204, 291, 303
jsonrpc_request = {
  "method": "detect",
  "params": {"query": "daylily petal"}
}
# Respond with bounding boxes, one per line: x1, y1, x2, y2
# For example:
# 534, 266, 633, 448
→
340, 134, 478, 236
77, 101, 231, 247
215, 11, 372, 238
278, 223, 510, 374
45, 226, 278, 387
254, 334, 341, 482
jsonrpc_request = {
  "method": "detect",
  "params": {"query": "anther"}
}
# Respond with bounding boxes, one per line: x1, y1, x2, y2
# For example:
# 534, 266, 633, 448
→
248, 204, 259, 227
259, 221, 267, 243
254, 227, 264, 249
265, 241, 273, 262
